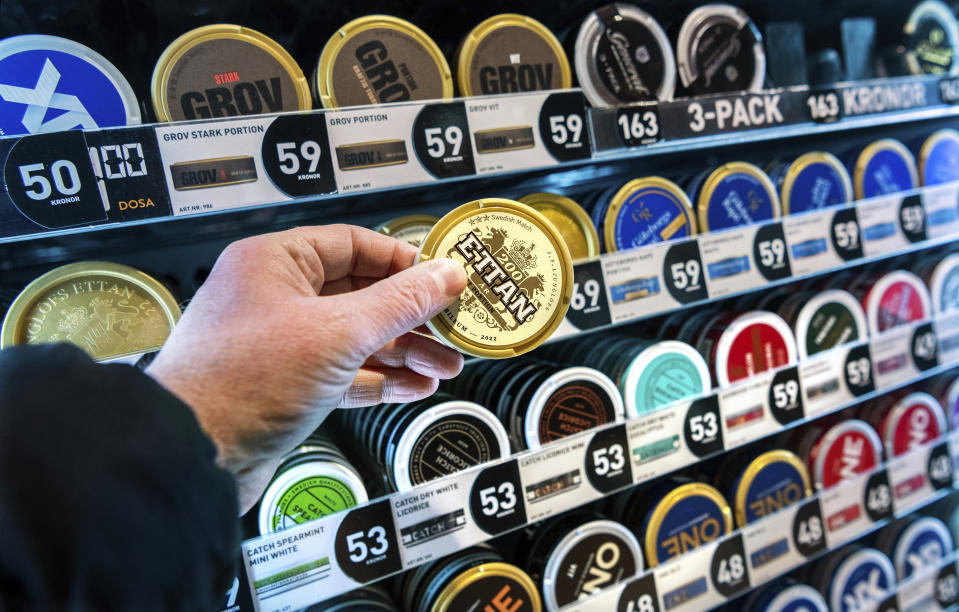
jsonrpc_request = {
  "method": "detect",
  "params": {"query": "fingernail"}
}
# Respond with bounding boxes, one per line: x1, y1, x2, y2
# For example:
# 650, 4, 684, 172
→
425, 258, 466, 297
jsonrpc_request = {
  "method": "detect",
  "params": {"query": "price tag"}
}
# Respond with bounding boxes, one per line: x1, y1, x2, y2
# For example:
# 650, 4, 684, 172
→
683, 396, 724, 457
653, 543, 721, 612
585, 424, 633, 494
391, 471, 476, 568
657, 89, 806, 139
921, 183, 959, 239
872, 326, 918, 390
698, 225, 768, 298
411, 101, 477, 179
260, 113, 336, 197
804, 88, 843, 123
467, 90, 590, 175
799, 343, 867, 418
864, 469, 894, 521
717, 372, 779, 449
819, 470, 881, 547
837, 77, 937, 118
626, 402, 695, 483
928, 442, 954, 490
468, 460, 527, 535
519, 435, 590, 522
333, 501, 402, 583
935, 313, 959, 364
709, 535, 750, 598
2, 130, 105, 229
742, 501, 818, 583
899, 194, 928, 243
889, 446, 935, 514
940, 77, 959, 104
662, 239, 709, 304
792, 499, 828, 557
766, 367, 805, 425
843, 343, 877, 397
85, 126, 172, 221
617, 574, 660, 612
615, 103, 662, 147
935, 562, 959, 607
782, 206, 860, 277
912, 322, 939, 371
858, 194, 915, 256
876, 593, 901, 612
564, 259, 613, 331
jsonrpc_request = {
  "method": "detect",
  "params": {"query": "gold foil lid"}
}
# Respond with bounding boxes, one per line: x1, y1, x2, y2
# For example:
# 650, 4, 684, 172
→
518, 192, 599, 260
315, 15, 453, 108
375, 214, 439, 247
151, 24, 310, 122
1, 262, 181, 361
418, 198, 573, 359
433, 562, 542, 612
455, 13, 571, 97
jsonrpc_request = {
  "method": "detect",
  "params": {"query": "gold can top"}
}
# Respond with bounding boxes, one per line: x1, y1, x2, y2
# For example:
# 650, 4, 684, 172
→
375, 214, 439, 247
518, 192, 599, 260
780, 151, 852, 215
603, 176, 697, 252
418, 198, 573, 359
1, 262, 181, 361
151, 24, 311, 122
852, 138, 919, 200
733, 449, 811, 528
455, 13, 571, 97
644, 482, 733, 566
315, 15, 453, 109
432, 561, 542, 612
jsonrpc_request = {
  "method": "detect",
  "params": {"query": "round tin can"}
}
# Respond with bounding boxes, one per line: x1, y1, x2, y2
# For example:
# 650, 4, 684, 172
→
315, 15, 452, 108
1, 262, 181, 361
455, 14, 570, 97
903, 0, 959, 76
917, 129, 959, 185
375, 214, 439, 247
258, 444, 368, 535
767, 152, 853, 215
850, 139, 919, 199
386, 396, 510, 492
718, 449, 812, 527
526, 513, 642, 610
599, 177, 696, 252
573, 3, 676, 106
917, 252, 959, 314
0, 34, 140, 134
877, 516, 953, 580
696, 311, 798, 388
794, 419, 882, 489
928, 373, 959, 430
306, 585, 398, 611
151, 24, 310, 122
852, 270, 932, 336
863, 391, 946, 458
615, 340, 712, 417
417, 198, 573, 359
518, 193, 600, 261
928, 492, 959, 549
690, 162, 781, 232
676, 4, 765, 95
809, 546, 894, 612
777, 289, 868, 359
745, 579, 828, 612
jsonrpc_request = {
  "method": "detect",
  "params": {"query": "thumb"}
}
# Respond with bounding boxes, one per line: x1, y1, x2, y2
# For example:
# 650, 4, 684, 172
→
337, 258, 467, 354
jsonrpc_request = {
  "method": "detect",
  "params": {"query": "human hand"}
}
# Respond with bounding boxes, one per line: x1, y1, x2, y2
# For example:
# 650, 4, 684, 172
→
146, 225, 467, 513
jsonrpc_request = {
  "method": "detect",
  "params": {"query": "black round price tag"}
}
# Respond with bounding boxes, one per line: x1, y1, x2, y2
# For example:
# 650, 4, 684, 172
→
3, 130, 104, 228
768, 367, 804, 425
752, 222, 792, 281
469, 460, 527, 535
261, 114, 336, 197
928, 443, 954, 489
911, 322, 939, 371
709, 535, 750, 598
663, 239, 708, 304
864, 469, 893, 522
843, 344, 875, 397
615, 104, 661, 148
683, 396, 724, 458
411, 102, 476, 178
899, 194, 927, 243
617, 574, 660, 612
830, 207, 864, 261
791, 499, 827, 558
936, 562, 959, 607
565, 259, 612, 331
876, 594, 900, 612
805, 89, 843, 123
539, 91, 591, 162
333, 500, 402, 584
585, 424, 633, 494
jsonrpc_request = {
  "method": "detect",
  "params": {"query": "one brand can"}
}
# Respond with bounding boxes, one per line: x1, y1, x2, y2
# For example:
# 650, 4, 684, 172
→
676, 4, 765, 95
916, 252, 959, 314
808, 546, 894, 612
860, 391, 946, 458
696, 310, 798, 387
518, 193, 600, 261
849, 139, 918, 200
917, 129, 959, 185
717, 449, 812, 527
315, 15, 452, 108
375, 214, 439, 247
767, 152, 853, 215
877, 516, 953, 580
792, 419, 882, 489
744, 579, 828, 612
596, 177, 696, 252
417, 199, 573, 358
774, 289, 868, 359
903, 0, 959, 76
689, 162, 781, 232
455, 14, 570, 97
573, 3, 676, 106
850, 270, 932, 336
151, 24, 310, 122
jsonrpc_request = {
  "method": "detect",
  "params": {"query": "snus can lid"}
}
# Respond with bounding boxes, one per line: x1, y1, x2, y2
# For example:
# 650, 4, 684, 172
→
904, 0, 959, 76
258, 458, 368, 535
749, 584, 828, 612
151, 24, 310, 122
573, 3, 676, 106
0, 34, 140, 135
734, 450, 811, 527
518, 193, 600, 261
812, 419, 882, 489
863, 270, 931, 336
375, 214, 439, 247
714, 311, 798, 387
676, 3, 765, 95
881, 392, 946, 457
928, 253, 959, 314
542, 519, 642, 609
919, 129, 959, 186
455, 14, 570, 97
780, 152, 853, 215
604, 177, 696, 251
621, 340, 711, 417
644, 482, 732, 566
418, 199, 573, 359
829, 548, 894, 612
316, 15, 452, 109
433, 562, 542, 612
391, 400, 510, 492
892, 516, 953, 579
793, 289, 867, 359
698, 162, 781, 232
853, 139, 918, 200
523, 366, 624, 449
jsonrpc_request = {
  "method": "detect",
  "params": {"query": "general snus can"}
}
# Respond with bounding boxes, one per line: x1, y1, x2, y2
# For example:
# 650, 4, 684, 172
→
928, 372, 959, 431
688, 162, 780, 232
715, 449, 811, 527
744, 579, 828, 612
375, 215, 439, 247
593, 177, 696, 252
859, 391, 946, 459
766, 152, 853, 215
849, 139, 919, 200
695, 310, 798, 388
518, 193, 600, 261
151, 24, 310, 122
573, 3, 676, 106
903, 0, 959, 76
917, 129, 959, 185
916, 251, 959, 314
791, 419, 881, 490
676, 4, 765, 96
808, 546, 894, 612
770, 289, 868, 359
877, 516, 953, 580
849, 269, 932, 336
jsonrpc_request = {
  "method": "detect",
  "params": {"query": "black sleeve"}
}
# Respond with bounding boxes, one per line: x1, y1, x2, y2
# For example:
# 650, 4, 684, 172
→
0, 343, 239, 612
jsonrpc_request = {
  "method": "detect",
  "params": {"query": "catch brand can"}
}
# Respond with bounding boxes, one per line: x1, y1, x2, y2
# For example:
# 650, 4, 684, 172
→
850, 270, 932, 336
689, 162, 780, 232
767, 152, 852, 215
792, 419, 881, 489
676, 4, 765, 95
773, 289, 868, 359
696, 310, 798, 388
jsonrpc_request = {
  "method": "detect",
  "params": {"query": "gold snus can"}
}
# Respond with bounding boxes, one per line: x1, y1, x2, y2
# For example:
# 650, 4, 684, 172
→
375, 214, 439, 247
418, 199, 573, 358
518, 192, 599, 261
